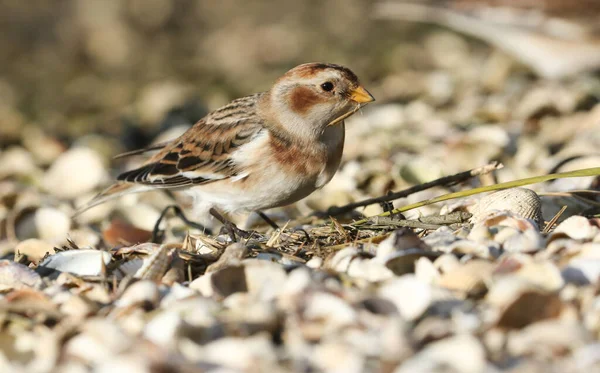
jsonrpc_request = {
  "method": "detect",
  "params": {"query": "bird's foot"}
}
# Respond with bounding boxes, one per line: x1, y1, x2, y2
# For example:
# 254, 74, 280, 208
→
152, 205, 211, 243
209, 208, 255, 242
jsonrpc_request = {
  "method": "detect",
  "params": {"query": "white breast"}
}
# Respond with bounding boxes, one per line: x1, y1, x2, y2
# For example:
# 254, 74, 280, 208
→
185, 124, 345, 213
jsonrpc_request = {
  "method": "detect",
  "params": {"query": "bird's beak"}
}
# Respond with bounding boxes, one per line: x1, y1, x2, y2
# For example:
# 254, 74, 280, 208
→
327, 86, 375, 126
349, 86, 375, 104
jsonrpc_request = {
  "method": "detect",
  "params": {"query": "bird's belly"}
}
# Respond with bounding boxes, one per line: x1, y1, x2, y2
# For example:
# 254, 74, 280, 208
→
185, 170, 320, 213
187, 125, 344, 213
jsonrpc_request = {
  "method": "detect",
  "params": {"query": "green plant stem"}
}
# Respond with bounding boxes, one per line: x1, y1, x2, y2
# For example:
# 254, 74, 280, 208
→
353, 167, 600, 226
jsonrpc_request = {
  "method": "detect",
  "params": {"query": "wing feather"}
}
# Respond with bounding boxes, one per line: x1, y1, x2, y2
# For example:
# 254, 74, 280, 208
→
116, 93, 265, 188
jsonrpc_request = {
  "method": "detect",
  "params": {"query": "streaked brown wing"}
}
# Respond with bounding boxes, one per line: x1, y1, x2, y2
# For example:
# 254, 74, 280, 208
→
113, 141, 171, 160
117, 93, 265, 187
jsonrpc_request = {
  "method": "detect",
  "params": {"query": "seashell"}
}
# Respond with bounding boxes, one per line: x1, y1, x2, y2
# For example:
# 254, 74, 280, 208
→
547, 155, 600, 192
414, 257, 440, 284
59, 293, 99, 320
159, 282, 196, 307
4, 288, 58, 316
198, 334, 277, 371
433, 253, 460, 274
206, 242, 247, 273
436, 260, 495, 296
395, 334, 486, 373
256, 251, 305, 267
324, 247, 362, 273
115, 203, 163, 232
43, 147, 107, 199
21, 126, 65, 165
506, 320, 586, 358
378, 275, 432, 321
161, 254, 186, 285
376, 228, 431, 259
325, 246, 394, 282
65, 319, 134, 364
562, 258, 600, 285
347, 255, 395, 282
400, 156, 445, 184
497, 227, 544, 253
496, 291, 563, 329
306, 256, 323, 269
243, 259, 288, 301
113, 242, 161, 256
423, 226, 496, 258
115, 280, 160, 308
190, 265, 246, 298
384, 248, 442, 277
143, 309, 184, 347
115, 258, 144, 278
300, 292, 358, 341
549, 216, 599, 242
102, 218, 152, 246
517, 260, 564, 290
14, 206, 71, 244
222, 293, 278, 332
38, 249, 112, 276
65, 227, 101, 248
0, 146, 38, 179
0, 260, 43, 290
14, 238, 55, 264
133, 245, 170, 281
470, 188, 542, 226
312, 342, 365, 373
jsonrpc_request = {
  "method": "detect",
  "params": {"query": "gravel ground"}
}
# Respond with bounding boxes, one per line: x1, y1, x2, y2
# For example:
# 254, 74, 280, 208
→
1, 1, 600, 372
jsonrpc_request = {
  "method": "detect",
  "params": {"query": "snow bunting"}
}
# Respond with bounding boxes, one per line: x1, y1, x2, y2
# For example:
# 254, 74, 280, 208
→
77, 63, 374, 225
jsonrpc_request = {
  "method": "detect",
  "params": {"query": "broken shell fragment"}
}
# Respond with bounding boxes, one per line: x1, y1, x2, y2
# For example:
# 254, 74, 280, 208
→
0, 260, 43, 290
14, 238, 55, 264
38, 249, 112, 276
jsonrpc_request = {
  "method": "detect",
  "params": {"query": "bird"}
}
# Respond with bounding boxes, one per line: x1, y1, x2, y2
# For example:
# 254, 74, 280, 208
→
76, 62, 375, 234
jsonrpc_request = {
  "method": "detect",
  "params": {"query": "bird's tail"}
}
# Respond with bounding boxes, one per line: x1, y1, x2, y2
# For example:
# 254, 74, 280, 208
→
73, 182, 152, 217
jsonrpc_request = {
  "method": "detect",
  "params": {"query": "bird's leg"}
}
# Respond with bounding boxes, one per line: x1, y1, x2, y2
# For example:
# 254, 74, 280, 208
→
208, 208, 254, 241
256, 211, 279, 229
152, 205, 211, 243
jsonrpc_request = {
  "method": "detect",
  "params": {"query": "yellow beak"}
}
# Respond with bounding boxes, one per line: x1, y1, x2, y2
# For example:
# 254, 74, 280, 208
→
349, 86, 375, 103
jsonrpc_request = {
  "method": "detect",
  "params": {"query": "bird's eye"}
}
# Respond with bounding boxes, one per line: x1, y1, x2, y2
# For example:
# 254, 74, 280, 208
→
320, 82, 334, 92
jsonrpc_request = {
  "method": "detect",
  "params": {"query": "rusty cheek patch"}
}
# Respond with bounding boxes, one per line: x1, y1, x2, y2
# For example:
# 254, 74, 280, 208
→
289, 86, 324, 114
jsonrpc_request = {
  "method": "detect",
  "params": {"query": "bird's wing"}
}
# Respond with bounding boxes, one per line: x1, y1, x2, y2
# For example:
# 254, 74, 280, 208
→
113, 141, 172, 160
117, 93, 265, 188
73, 94, 265, 216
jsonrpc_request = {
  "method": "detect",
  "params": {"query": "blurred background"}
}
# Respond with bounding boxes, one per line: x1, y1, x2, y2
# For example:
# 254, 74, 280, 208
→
1, 0, 600, 221
2, 0, 597, 143
0, 0, 405, 145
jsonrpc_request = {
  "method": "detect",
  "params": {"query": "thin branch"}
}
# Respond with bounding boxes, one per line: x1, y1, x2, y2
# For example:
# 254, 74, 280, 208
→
353, 166, 600, 226
322, 161, 503, 217
542, 206, 567, 234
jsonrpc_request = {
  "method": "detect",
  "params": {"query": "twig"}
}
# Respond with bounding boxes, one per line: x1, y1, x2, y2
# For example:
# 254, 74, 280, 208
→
353, 166, 600, 227
358, 211, 471, 231
321, 161, 502, 217
325, 233, 391, 251
542, 206, 567, 234
363, 218, 441, 231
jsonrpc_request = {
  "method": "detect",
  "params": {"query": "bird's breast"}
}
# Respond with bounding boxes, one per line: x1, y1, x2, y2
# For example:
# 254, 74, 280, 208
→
269, 123, 345, 187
